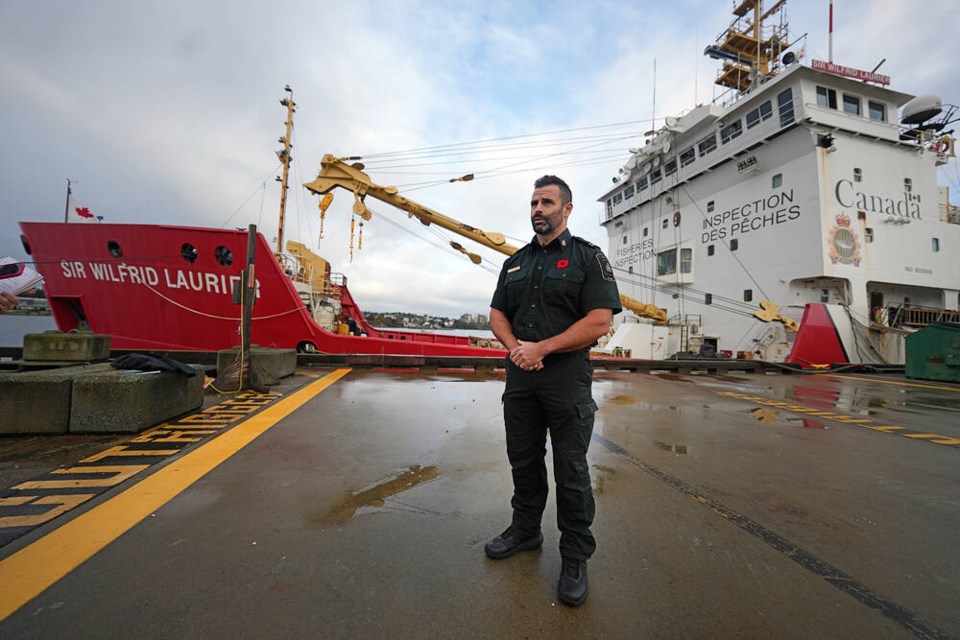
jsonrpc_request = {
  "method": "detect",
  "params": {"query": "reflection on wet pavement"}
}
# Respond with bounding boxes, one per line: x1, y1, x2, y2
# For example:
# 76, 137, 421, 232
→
654, 441, 688, 454
322, 464, 440, 524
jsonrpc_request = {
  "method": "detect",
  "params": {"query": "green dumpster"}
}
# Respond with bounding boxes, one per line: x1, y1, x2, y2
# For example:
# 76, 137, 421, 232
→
905, 322, 960, 383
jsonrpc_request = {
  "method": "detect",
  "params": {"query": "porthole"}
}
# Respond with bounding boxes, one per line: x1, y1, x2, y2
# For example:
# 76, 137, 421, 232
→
181, 243, 198, 264
108, 240, 123, 258
215, 246, 234, 266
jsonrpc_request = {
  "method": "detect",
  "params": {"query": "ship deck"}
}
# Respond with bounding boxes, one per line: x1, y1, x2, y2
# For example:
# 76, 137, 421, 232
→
1, 364, 958, 638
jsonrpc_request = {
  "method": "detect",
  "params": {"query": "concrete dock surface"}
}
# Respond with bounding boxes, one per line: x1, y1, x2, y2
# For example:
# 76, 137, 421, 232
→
0, 366, 958, 639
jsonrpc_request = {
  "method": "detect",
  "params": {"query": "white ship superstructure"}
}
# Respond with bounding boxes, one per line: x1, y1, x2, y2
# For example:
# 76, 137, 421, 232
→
598, 0, 959, 364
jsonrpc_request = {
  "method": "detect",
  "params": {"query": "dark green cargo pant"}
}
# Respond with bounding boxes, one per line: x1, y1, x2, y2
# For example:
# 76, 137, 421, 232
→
502, 350, 598, 561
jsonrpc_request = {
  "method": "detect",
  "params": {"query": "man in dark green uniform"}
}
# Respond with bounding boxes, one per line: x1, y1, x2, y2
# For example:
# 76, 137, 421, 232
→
486, 175, 621, 607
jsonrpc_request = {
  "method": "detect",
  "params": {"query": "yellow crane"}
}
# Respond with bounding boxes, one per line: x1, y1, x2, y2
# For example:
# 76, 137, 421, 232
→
303, 154, 669, 323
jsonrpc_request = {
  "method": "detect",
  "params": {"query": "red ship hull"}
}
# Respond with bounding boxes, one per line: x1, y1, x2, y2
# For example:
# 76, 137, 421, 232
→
18, 222, 505, 357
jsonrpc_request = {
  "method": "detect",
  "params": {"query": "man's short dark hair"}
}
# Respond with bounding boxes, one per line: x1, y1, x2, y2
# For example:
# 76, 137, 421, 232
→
534, 175, 572, 206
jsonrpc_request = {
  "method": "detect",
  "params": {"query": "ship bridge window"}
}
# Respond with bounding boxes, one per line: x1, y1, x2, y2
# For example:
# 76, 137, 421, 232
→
657, 248, 677, 276
637, 176, 648, 191
650, 169, 662, 185
680, 248, 692, 273
680, 147, 695, 167
868, 101, 887, 121
816, 86, 837, 109
698, 133, 717, 156
613, 193, 623, 205
215, 246, 234, 266
664, 160, 678, 177
746, 101, 773, 128
843, 94, 861, 116
181, 243, 198, 264
777, 88, 795, 126
606, 199, 613, 216
720, 120, 743, 144
624, 184, 635, 199
107, 240, 123, 259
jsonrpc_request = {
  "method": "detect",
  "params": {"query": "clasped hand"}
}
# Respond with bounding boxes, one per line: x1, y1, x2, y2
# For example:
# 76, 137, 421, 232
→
509, 341, 545, 372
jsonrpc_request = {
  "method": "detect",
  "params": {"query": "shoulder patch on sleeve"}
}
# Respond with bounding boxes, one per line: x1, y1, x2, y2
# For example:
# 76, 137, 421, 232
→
595, 252, 616, 282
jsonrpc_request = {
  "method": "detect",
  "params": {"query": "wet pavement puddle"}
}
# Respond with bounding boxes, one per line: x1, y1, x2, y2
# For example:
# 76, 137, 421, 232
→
322, 464, 440, 525
749, 408, 827, 430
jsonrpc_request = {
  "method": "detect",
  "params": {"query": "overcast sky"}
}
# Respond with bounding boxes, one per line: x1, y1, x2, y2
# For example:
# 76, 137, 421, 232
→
2, 1, 958, 318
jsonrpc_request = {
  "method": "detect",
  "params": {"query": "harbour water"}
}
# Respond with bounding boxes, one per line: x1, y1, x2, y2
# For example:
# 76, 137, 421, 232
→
0, 315, 57, 348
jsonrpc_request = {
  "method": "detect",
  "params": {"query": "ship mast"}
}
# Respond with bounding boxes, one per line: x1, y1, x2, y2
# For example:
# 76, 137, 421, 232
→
276, 85, 296, 256
705, 0, 788, 93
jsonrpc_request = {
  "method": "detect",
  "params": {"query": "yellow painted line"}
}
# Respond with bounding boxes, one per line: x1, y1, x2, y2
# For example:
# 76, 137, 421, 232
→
825, 374, 960, 392
0, 368, 351, 621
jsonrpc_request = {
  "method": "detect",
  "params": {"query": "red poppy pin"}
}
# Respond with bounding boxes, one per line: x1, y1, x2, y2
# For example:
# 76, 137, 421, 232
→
556, 259, 569, 269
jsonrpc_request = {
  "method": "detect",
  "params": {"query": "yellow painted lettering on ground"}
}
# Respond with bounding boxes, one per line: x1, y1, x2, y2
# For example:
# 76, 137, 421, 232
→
0, 497, 35, 507
129, 429, 218, 444
80, 446, 179, 463
148, 431, 209, 443
0, 495, 96, 528
12, 465, 149, 490
177, 414, 235, 425
203, 404, 262, 414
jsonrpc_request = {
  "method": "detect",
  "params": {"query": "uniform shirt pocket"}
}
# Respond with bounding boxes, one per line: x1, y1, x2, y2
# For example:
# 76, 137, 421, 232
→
543, 267, 585, 303
504, 270, 529, 312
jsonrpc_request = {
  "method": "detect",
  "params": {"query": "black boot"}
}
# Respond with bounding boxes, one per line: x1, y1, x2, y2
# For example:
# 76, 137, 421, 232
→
484, 527, 544, 559
557, 557, 588, 606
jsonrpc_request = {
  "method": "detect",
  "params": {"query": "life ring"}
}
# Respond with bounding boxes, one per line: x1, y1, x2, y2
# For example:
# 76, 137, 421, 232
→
932, 137, 951, 154
673, 211, 681, 227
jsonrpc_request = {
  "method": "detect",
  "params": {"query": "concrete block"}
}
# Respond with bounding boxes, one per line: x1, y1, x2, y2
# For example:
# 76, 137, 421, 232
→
0, 364, 110, 435
69, 366, 205, 434
23, 331, 111, 362
217, 346, 297, 382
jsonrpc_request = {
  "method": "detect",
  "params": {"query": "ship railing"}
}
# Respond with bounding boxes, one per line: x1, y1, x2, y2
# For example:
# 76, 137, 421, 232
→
277, 254, 345, 297
940, 202, 960, 225
884, 305, 960, 329
601, 89, 802, 226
